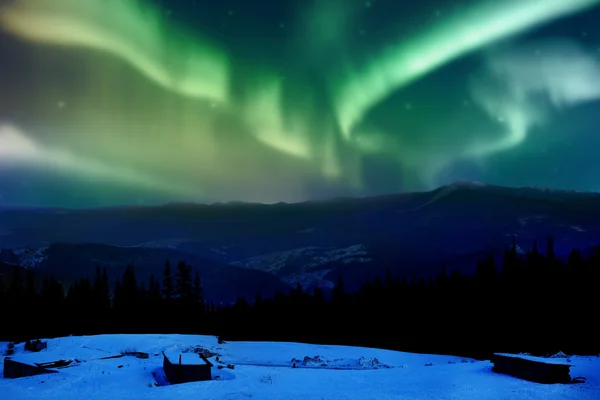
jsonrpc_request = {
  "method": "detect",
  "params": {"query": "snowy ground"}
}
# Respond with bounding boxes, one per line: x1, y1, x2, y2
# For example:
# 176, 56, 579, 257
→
0, 335, 598, 400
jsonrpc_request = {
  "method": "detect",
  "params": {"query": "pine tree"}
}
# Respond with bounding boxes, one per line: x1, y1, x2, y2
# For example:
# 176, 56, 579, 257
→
80, 278, 93, 305
138, 281, 148, 310
546, 234, 556, 260
66, 282, 78, 308
8, 266, 23, 306
313, 287, 325, 306
81, 278, 94, 332
331, 273, 346, 337
64, 278, 92, 335
93, 265, 102, 300
110, 266, 140, 333
162, 259, 174, 301
101, 267, 110, 308
501, 246, 512, 275
93, 266, 110, 311
233, 297, 250, 313
568, 249, 584, 273
40, 276, 65, 337
0, 274, 5, 308
24, 270, 37, 309
254, 289, 262, 306
120, 264, 139, 309
436, 265, 448, 286
385, 267, 392, 286
475, 253, 497, 287
175, 261, 193, 304
193, 271, 204, 307
529, 241, 540, 263
148, 275, 162, 307
332, 273, 345, 304
40, 276, 64, 307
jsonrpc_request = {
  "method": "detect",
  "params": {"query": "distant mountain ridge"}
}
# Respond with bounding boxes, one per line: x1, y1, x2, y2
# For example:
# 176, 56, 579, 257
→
2, 182, 600, 296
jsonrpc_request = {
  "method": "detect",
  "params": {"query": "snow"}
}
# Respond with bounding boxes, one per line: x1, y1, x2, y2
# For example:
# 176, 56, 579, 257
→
494, 353, 572, 365
0, 335, 598, 400
570, 225, 587, 232
8, 246, 48, 268
231, 244, 371, 273
517, 215, 549, 227
163, 351, 208, 366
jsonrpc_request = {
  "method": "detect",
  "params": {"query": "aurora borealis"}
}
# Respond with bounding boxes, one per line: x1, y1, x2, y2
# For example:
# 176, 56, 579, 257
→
1, 0, 600, 207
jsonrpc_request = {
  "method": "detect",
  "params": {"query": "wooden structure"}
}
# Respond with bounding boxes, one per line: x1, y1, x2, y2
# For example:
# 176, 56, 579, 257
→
3, 358, 58, 379
162, 351, 213, 384
491, 353, 572, 384
24, 340, 47, 352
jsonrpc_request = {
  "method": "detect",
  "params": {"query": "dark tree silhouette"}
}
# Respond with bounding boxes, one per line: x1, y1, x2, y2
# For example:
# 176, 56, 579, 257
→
175, 261, 193, 305
93, 266, 111, 311
0, 235, 598, 359
148, 275, 162, 308
162, 259, 174, 301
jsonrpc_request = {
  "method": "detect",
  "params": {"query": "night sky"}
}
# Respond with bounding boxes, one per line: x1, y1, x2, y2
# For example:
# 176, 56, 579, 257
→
1, 0, 600, 207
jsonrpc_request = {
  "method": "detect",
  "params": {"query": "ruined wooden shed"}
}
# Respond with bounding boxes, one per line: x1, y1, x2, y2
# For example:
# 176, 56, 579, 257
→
491, 353, 572, 384
3, 358, 58, 379
162, 351, 213, 384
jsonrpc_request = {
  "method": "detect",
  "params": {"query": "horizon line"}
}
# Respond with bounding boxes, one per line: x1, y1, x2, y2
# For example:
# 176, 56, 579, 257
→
0, 181, 597, 210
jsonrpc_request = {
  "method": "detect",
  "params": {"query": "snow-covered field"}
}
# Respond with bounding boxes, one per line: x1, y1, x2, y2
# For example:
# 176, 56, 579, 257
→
1, 335, 598, 400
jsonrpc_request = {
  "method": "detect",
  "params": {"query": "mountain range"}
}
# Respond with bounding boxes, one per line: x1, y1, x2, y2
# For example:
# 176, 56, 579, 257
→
2, 181, 600, 302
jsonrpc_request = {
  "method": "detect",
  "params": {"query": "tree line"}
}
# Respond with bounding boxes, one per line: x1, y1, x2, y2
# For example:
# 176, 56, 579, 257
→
0, 260, 208, 341
0, 236, 599, 359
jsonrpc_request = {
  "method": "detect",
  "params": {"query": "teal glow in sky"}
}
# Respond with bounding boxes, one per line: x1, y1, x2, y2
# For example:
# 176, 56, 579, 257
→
1, 0, 600, 207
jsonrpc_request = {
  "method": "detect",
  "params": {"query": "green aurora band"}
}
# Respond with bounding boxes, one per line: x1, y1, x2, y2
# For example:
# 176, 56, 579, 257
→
332, 0, 600, 139
1, 0, 600, 204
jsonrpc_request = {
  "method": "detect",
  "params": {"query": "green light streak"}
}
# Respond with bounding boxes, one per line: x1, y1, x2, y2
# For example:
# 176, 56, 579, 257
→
0, 124, 198, 197
0, 0, 230, 103
1, 0, 599, 203
333, 0, 600, 140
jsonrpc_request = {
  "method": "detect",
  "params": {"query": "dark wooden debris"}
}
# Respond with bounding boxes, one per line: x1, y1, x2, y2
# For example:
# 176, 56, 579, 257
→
102, 352, 149, 360
162, 351, 212, 384
24, 340, 47, 352
127, 351, 149, 359
3, 358, 58, 379
99, 355, 125, 360
34, 359, 73, 369
491, 353, 572, 384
